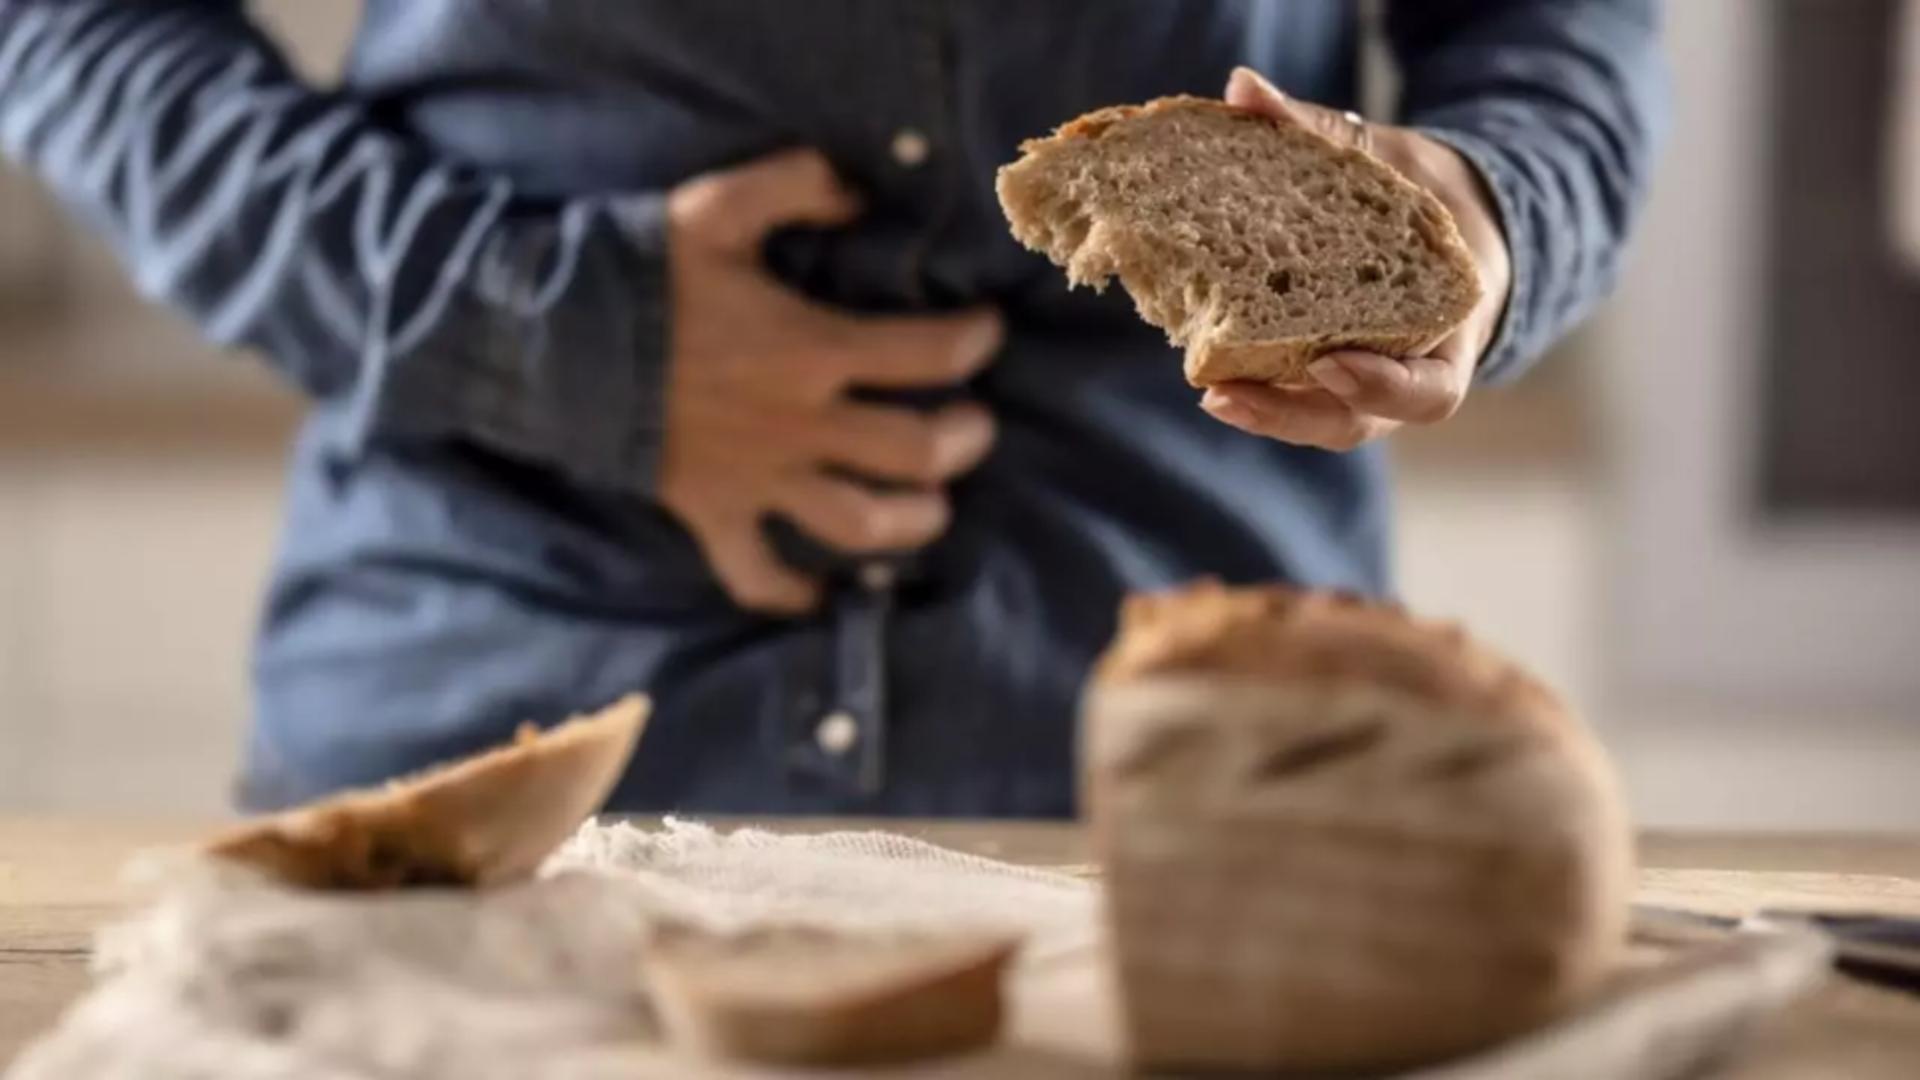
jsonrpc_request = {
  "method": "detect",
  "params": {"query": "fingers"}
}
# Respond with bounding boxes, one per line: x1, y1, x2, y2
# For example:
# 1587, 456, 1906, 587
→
669, 148, 863, 255
1201, 347, 1470, 449
1224, 66, 1369, 152
1306, 351, 1469, 424
822, 307, 1005, 390
817, 400, 997, 485
772, 473, 952, 554
1201, 383, 1396, 451
698, 515, 822, 615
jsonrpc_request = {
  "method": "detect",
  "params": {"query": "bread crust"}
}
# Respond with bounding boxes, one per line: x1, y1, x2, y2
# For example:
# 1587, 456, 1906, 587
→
205, 694, 649, 889
1093, 580, 1567, 735
1000, 95, 1482, 387
643, 925, 1018, 1066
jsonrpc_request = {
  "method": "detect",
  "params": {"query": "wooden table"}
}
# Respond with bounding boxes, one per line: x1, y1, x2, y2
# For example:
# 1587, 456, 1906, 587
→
5, 818, 1920, 1075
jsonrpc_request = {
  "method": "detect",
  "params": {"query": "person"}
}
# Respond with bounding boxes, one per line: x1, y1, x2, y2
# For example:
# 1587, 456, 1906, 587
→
0, 2, 1665, 815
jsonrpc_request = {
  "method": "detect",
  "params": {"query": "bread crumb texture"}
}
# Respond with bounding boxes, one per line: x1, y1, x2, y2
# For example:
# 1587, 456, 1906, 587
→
997, 97, 1482, 386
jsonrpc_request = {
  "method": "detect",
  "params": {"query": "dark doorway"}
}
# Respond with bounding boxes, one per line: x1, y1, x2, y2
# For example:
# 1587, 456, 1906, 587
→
1763, 0, 1920, 516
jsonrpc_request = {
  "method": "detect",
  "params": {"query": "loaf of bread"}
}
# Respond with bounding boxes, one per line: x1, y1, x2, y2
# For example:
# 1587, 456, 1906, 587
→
1082, 582, 1630, 1072
642, 924, 1019, 1066
206, 694, 648, 890
997, 96, 1482, 387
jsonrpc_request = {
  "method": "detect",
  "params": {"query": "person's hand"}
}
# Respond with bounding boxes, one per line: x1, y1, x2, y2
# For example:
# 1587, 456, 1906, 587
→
1200, 67, 1513, 452
660, 149, 1003, 614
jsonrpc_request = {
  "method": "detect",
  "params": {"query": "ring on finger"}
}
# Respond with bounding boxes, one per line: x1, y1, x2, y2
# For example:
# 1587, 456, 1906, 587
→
1341, 110, 1371, 152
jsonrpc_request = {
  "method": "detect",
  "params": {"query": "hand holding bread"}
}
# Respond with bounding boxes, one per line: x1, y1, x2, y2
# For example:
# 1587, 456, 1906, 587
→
998, 67, 1513, 452
1207, 68, 1512, 450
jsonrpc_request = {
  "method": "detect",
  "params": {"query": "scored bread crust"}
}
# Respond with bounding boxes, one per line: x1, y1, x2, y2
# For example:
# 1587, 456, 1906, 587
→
1093, 580, 1567, 736
1082, 581, 1631, 1072
998, 96, 1483, 387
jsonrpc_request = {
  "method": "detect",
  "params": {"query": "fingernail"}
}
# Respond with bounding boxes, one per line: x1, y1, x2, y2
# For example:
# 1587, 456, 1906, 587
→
945, 400, 998, 445
1228, 66, 1282, 100
1333, 351, 1411, 385
975, 313, 1006, 355
957, 311, 1003, 358
1202, 391, 1256, 427
1308, 359, 1360, 397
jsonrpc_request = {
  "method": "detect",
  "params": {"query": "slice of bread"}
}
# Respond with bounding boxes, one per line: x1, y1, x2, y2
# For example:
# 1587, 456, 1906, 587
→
1083, 581, 1630, 1072
997, 96, 1482, 387
642, 924, 1019, 1066
205, 694, 649, 890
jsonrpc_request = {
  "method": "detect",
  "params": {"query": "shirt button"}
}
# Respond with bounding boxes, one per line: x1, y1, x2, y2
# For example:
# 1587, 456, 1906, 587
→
815, 711, 860, 756
890, 128, 931, 168
858, 560, 897, 592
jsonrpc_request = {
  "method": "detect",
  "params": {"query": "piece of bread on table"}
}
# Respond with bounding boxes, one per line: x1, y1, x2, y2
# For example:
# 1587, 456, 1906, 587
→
997, 96, 1481, 387
205, 694, 649, 890
1082, 581, 1631, 1073
642, 924, 1019, 1066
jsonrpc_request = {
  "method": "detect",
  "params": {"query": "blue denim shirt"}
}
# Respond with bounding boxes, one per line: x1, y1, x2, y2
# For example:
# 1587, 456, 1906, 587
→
0, 1, 1664, 816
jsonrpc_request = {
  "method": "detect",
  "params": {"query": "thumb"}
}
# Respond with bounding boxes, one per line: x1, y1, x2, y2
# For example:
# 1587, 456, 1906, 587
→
669, 148, 864, 255
1224, 66, 1370, 152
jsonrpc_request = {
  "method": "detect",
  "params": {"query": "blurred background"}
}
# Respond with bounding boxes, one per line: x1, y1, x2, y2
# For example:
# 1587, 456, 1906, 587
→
1, 1, 1916, 827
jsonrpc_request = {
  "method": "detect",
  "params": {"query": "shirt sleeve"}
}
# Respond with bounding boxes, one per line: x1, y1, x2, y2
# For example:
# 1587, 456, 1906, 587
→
1386, 0, 1669, 383
0, 1, 670, 492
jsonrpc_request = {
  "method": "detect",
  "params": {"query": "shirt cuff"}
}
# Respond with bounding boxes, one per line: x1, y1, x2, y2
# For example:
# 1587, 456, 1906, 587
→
1414, 127, 1534, 385
370, 192, 671, 494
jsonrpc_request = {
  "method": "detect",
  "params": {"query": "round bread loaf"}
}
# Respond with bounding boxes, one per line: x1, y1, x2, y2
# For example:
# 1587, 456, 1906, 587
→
1082, 581, 1631, 1072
